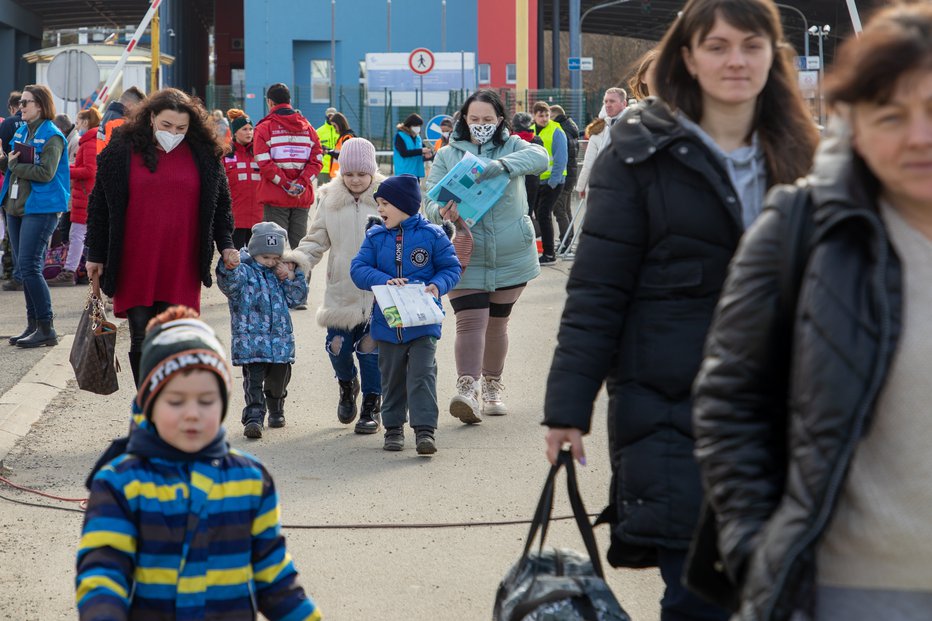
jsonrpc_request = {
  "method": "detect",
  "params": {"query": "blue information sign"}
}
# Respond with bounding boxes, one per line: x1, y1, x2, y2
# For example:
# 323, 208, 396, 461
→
567, 57, 581, 71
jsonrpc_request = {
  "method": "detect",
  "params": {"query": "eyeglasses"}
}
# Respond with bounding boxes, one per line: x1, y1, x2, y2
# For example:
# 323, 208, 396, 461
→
18, 99, 35, 107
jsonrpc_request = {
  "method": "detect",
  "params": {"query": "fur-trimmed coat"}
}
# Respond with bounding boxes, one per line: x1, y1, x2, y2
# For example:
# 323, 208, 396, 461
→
85, 132, 235, 297
295, 173, 385, 330
216, 249, 309, 365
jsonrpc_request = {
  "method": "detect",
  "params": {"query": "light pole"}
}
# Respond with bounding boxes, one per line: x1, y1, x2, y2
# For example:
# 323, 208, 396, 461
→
441, 0, 446, 52
774, 3, 808, 58
808, 24, 830, 126
330, 0, 336, 107
386, 0, 391, 52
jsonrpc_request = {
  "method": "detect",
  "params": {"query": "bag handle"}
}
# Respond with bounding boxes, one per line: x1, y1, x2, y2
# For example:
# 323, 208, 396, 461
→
520, 450, 605, 579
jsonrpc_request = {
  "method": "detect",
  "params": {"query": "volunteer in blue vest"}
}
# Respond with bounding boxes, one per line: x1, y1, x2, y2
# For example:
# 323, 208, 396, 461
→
392, 113, 432, 180
0, 84, 70, 348
531, 101, 567, 265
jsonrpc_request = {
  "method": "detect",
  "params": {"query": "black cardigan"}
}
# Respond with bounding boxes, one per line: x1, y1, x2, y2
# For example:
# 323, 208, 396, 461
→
86, 133, 234, 298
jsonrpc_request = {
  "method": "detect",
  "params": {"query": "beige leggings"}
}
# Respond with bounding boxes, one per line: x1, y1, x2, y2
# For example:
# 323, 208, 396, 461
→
447, 285, 526, 379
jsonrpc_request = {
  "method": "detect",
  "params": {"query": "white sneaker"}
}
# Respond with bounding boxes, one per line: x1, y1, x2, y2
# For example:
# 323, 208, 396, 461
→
450, 375, 482, 424
481, 376, 508, 416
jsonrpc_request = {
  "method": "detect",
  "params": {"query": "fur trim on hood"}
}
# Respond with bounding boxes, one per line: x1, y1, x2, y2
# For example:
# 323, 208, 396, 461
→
317, 172, 385, 208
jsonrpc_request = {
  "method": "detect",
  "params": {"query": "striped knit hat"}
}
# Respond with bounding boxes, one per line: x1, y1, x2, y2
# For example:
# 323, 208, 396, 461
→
136, 311, 233, 420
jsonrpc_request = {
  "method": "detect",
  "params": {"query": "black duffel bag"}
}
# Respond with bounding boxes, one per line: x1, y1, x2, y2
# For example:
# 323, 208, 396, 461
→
493, 450, 631, 621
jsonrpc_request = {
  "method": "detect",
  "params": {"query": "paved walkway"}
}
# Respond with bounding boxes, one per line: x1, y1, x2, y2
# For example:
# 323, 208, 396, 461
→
0, 263, 664, 620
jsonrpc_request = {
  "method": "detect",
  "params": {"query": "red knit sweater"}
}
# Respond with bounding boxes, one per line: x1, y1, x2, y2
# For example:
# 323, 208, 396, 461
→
113, 141, 202, 317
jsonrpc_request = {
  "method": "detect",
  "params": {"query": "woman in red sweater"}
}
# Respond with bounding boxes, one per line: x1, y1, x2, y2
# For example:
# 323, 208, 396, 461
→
48, 106, 101, 286
86, 88, 237, 385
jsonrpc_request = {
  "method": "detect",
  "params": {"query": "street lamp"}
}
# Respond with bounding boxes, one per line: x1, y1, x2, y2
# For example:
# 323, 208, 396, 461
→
808, 24, 830, 126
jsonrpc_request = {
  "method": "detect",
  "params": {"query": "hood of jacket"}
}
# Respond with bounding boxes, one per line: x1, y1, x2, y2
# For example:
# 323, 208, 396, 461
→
609, 97, 690, 164
318, 171, 385, 208
238, 248, 311, 274
256, 103, 312, 134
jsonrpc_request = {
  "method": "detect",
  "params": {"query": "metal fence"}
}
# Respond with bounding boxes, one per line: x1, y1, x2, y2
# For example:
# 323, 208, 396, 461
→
206, 84, 613, 148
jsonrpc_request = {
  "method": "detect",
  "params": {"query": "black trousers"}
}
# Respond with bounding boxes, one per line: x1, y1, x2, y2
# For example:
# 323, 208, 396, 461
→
126, 302, 172, 387
534, 184, 563, 256
242, 362, 292, 424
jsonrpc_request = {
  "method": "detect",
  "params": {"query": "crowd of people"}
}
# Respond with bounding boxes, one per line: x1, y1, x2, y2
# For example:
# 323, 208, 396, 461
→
3, 0, 932, 618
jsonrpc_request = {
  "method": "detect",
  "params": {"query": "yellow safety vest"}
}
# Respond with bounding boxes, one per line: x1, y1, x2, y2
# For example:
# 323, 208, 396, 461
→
317, 122, 339, 174
533, 120, 568, 181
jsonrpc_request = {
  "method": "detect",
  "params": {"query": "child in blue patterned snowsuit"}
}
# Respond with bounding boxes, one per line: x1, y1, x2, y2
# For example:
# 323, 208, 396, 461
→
217, 221, 309, 438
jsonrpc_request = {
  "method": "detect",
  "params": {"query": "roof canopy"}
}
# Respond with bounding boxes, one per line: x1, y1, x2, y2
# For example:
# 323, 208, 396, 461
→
23, 43, 175, 66
545, 0, 886, 63
13, 0, 210, 31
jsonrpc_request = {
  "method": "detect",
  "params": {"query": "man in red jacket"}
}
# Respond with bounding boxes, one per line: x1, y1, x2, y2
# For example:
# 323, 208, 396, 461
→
253, 83, 323, 250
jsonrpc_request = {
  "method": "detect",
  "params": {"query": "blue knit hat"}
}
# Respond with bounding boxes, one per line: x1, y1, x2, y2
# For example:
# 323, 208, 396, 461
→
374, 174, 422, 216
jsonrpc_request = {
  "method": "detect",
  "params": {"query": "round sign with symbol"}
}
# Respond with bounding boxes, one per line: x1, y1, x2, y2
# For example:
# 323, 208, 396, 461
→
409, 48, 435, 75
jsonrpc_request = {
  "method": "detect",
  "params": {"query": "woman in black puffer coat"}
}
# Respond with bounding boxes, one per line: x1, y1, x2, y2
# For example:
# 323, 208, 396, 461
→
542, 1, 818, 619
690, 6, 932, 620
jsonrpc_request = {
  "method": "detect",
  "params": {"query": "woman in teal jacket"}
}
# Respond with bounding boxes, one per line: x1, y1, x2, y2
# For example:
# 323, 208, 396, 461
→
425, 89, 548, 425
0, 85, 70, 348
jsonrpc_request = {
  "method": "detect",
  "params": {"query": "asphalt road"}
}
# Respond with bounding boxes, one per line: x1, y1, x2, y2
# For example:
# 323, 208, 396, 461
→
0, 262, 664, 620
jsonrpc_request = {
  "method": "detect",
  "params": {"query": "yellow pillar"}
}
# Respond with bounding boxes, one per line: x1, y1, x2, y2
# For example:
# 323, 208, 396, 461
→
515, 0, 528, 112
150, 9, 160, 93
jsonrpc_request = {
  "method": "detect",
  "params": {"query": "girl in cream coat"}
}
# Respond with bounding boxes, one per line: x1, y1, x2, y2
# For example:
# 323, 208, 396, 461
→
296, 138, 384, 434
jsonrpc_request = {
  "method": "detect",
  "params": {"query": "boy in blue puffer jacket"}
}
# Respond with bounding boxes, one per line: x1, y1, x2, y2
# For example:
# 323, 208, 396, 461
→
217, 221, 309, 438
350, 174, 460, 455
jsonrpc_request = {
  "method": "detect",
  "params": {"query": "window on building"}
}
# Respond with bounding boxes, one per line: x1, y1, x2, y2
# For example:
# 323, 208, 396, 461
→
506, 63, 517, 84
311, 60, 332, 103
478, 63, 491, 84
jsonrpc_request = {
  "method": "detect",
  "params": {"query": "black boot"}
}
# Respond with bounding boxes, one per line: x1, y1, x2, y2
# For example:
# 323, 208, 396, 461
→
414, 426, 437, 456
354, 394, 381, 434
16, 319, 58, 348
8, 318, 37, 345
337, 377, 359, 424
267, 395, 286, 428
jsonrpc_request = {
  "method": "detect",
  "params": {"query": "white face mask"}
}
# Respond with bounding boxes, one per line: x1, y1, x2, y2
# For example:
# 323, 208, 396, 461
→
441, 131, 450, 139
469, 123, 498, 145
155, 130, 186, 153
409, 126, 422, 135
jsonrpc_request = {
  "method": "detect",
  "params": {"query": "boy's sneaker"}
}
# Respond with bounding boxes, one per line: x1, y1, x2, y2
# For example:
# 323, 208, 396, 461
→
243, 422, 263, 439
450, 375, 482, 424
337, 377, 360, 424
47, 270, 76, 286
354, 394, 381, 434
415, 427, 437, 456
268, 413, 286, 428
383, 427, 404, 451
539, 254, 557, 265
480, 376, 508, 416
267, 397, 285, 428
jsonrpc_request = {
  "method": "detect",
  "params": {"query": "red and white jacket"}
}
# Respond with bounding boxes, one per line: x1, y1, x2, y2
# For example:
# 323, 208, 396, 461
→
252, 104, 323, 208
223, 140, 264, 231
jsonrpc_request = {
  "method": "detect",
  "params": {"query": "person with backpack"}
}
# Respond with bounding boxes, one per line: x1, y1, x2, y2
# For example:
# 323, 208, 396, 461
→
548, 105, 579, 253
542, 1, 820, 618
691, 5, 932, 619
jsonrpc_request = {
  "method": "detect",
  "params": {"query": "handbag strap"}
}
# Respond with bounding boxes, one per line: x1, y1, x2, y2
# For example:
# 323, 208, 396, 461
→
520, 450, 605, 579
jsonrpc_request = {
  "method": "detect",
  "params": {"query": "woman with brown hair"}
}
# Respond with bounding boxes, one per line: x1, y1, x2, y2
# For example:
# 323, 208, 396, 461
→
86, 88, 237, 385
628, 48, 659, 101
543, 0, 819, 618
692, 4, 932, 619
0, 84, 70, 347
48, 106, 102, 287
326, 112, 357, 179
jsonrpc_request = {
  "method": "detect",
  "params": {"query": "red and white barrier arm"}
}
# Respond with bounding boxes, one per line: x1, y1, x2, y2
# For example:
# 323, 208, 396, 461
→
93, 0, 163, 108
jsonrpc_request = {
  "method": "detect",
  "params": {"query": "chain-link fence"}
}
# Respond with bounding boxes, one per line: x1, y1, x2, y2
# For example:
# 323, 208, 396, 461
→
206, 84, 613, 148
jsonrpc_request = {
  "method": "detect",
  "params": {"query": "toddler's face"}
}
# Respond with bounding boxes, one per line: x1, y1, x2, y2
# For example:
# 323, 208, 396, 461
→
343, 171, 373, 195
377, 197, 409, 229
150, 370, 223, 453
254, 254, 280, 268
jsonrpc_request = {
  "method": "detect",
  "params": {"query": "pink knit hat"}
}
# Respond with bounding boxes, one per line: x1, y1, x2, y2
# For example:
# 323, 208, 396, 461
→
338, 137, 377, 176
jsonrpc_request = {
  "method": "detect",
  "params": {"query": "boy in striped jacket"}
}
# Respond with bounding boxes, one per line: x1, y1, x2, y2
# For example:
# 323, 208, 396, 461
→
76, 307, 320, 621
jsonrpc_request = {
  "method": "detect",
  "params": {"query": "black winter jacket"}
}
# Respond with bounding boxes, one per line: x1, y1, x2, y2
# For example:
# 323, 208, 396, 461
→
544, 98, 750, 567
688, 130, 902, 620
554, 114, 579, 183
86, 132, 234, 297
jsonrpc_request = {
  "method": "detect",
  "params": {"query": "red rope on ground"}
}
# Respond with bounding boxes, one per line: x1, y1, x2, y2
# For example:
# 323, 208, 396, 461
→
0, 475, 88, 509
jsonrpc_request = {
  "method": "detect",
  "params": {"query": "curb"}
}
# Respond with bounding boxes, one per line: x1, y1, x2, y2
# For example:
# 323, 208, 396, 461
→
0, 335, 75, 464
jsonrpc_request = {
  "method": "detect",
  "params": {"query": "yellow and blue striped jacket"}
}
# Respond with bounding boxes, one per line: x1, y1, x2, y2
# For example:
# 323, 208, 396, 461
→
76, 419, 320, 621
